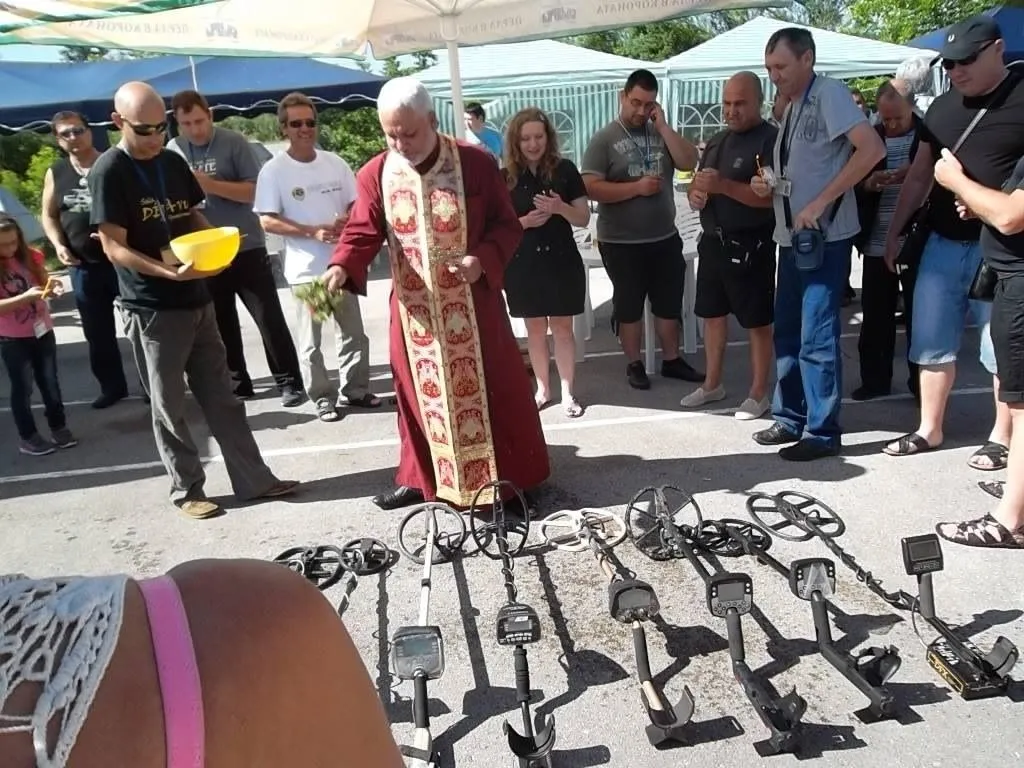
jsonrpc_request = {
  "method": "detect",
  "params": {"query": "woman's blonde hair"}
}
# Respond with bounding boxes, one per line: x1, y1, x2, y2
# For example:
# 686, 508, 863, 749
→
503, 107, 560, 189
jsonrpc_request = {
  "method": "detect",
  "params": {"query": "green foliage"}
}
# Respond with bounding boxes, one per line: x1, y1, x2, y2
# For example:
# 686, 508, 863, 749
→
294, 278, 343, 321
0, 144, 59, 213
319, 108, 386, 171
0, 131, 48, 176
572, 21, 709, 61
847, 0, 993, 44
847, 75, 889, 107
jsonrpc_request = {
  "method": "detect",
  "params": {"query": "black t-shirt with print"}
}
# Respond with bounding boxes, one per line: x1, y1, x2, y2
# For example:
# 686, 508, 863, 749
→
920, 71, 1024, 242
982, 155, 1024, 274
89, 147, 208, 311
699, 120, 778, 235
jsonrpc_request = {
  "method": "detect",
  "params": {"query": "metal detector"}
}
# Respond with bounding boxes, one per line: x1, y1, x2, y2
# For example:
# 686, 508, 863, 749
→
468, 480, 555, 768
273, 539, 391, 591
393, 502, 469, 768
625, 486, 806, 756
538, 508, 695, 747
693, 517, 902, 721
748, 490, 1019, 701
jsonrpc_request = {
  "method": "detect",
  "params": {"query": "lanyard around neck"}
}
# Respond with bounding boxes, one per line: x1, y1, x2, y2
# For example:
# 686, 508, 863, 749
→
780, 74, 816, 172
618, 119, 652, 164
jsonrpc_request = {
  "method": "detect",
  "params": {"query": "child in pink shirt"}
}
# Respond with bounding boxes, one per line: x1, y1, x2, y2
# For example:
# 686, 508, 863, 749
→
0, 214, 77, 455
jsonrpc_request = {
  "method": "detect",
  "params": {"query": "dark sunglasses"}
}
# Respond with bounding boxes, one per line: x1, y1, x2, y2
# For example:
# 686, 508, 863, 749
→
56, 126, 87, 139
121, 118, 168, 136
287, 119, 317, 129
943, 40, 995, 70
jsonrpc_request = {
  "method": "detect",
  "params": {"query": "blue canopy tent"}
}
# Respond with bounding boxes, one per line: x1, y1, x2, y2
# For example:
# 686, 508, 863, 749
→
0, 55, 387, 132
909, 5, 1024, 64
0, 185, 44, 242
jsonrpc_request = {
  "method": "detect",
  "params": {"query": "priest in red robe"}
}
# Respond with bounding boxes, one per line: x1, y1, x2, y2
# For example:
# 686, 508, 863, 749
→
324, 76, 551, 511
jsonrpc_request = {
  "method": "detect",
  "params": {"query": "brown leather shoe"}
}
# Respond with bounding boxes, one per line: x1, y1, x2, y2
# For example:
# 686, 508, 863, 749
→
180, 500, 223, 520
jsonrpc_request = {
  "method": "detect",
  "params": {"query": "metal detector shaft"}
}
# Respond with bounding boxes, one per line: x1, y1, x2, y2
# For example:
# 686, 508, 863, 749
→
718, 525, 899, 720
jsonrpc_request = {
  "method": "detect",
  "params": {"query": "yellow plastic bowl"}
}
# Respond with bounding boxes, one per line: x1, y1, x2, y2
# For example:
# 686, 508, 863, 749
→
170, 226, 240, 272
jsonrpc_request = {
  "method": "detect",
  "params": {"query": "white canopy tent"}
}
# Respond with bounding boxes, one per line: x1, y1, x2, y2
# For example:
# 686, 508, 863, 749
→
661, 15, 940, 139
663, 15, 939, 80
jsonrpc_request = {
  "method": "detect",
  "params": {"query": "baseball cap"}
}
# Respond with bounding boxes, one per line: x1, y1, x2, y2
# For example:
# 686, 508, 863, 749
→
931, 14, 1003, 65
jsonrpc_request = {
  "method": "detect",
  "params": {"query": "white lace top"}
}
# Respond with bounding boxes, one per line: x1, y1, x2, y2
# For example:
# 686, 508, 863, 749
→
1, 573, 128, 768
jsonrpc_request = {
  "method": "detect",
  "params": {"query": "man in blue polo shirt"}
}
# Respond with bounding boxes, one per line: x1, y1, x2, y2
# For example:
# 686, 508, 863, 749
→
464, 102, 503, 161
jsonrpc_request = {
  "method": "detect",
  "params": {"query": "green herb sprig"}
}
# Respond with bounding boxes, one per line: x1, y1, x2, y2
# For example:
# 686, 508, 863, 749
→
294, 278, 343, 322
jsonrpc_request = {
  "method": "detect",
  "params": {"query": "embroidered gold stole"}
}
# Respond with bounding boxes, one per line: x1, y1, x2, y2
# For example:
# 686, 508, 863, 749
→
382, 135, 498, 507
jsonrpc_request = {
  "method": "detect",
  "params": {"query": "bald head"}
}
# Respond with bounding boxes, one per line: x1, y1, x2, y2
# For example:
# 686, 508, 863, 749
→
112, 81, 168, 159
876, 78, 914, 136
723, 70, 764, 133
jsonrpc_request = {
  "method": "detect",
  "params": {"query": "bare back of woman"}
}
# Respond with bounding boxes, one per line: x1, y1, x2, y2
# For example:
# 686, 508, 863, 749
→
2, 559, 403, 768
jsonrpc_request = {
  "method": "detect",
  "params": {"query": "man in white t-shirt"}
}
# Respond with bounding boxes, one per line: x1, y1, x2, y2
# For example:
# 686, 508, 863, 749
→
254, 92, 379, 422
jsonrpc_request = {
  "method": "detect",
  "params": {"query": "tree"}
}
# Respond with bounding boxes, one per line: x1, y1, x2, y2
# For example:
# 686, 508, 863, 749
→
60, 46, 109, 62
848, 0, 992, 44
572, 20, 709, 62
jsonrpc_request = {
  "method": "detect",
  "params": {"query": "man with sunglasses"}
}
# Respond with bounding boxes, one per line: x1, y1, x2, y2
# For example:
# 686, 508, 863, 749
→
168, 89, 305, 408
254, 91, 377, 424
883, 16, 1024, 470
89, 81, 298, 520
40, 110, 133, 409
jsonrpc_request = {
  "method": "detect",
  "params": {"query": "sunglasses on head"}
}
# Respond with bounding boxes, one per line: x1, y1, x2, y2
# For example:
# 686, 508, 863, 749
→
57, 126, 87, 139
287, 119, 317, 129
120, 117, 168, 136
943, 40, 995, 70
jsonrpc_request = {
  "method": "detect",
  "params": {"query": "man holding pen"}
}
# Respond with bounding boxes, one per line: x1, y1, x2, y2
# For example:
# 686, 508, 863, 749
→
255, 91, 378, 422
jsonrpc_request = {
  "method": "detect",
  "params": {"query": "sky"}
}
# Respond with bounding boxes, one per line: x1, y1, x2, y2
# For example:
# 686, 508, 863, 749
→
0, 44, 63, 61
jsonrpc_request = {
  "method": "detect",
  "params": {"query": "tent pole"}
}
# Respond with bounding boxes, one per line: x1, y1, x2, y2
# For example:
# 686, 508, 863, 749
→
188, 55, 198, 89
446, 40, 466, 140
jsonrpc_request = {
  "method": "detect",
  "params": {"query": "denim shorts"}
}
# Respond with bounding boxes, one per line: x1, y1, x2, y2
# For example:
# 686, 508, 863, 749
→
909, 233, 996, 373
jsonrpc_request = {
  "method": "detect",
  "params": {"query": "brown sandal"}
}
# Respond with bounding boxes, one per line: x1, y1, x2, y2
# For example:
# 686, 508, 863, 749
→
936, 514, 1024, 549
883, 433, 938, 456
967, 441, 1008, 471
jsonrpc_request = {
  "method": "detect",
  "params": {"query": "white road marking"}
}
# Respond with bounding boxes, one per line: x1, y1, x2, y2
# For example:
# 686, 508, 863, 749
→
0, 386, 993, 486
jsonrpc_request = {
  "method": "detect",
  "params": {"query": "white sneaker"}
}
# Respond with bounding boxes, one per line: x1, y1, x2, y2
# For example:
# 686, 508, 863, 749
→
735, 396, 770, 420
680, 385, 726, 408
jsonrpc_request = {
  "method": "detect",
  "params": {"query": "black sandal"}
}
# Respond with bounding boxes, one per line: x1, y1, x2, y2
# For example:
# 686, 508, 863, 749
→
345, 393, 382, 409
883, 432, 938, 456
936, 514, 1024, 549
967, 441, 1008, 471
979, 480, 1005, 500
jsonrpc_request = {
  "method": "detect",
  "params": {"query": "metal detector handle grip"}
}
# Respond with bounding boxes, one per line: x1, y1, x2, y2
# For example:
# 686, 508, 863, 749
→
632, 622, 653, 685
514, 646, 531, 705
726, 610, 746, 663
413, 674, 429, 730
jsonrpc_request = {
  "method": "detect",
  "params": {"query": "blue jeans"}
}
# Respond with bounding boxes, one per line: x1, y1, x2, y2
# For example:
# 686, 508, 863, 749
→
908, 233, 995, 373
70, 260, 129, 395
0, 331, 66, 440
772, 239, 851, 447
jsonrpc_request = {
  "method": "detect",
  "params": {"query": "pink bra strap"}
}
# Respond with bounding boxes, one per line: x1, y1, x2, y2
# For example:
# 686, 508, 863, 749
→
137, 576, 205, 768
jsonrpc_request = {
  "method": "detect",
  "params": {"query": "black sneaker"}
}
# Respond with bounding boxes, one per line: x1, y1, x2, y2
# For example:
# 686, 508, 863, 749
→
779, 439, 841, 462
281, 387, 307, 408
51, 428, 78, 449
851, 385, 890, 401
752, 422, 800, 446
660, 357, 704, 383
626, 361, 650, 390
91, 390, 127, 409
233, 380, 255, 399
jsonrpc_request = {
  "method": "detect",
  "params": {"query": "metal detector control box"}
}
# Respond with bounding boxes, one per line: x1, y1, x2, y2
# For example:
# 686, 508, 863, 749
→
608, 579, 659, 623
707, 572, 753, 617
901, 534, 944, 576
392, 625, 445, 681
496, 603, 542, 646
790, 558, 836, 601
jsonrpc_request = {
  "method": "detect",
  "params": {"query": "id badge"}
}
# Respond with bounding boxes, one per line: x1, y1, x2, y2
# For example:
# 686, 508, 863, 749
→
776, 178, 793, 198
33, 320, 48, 338
160, 247, 180, 266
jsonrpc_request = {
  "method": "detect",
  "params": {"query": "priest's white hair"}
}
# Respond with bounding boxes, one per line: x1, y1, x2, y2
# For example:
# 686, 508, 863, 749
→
376, 76, 434, 115
896, 55, 935, 97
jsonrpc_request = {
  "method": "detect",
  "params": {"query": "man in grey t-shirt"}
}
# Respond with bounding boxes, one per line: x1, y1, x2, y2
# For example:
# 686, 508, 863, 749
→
170, 89, 304, 408
749, 28, 885, 461
581, 68, 703, 390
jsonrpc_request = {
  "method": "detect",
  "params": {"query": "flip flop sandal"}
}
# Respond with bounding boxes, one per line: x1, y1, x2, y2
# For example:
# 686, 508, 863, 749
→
883, 432, 937, 456
979, 480, 1005, 500
316, 399, 340, 422
346, 394, 382, 409
936, 514, 1024, 549
564, 398, 584, 418
967, 440, 1008, 471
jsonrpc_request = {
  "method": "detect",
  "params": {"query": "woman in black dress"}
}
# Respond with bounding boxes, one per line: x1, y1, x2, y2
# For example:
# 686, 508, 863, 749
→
503, 107, 591, 417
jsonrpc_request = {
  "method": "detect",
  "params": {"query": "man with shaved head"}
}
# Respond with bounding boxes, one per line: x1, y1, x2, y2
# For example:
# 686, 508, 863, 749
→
323, 76, 549, 512
89, 81, 297, 519
683, 71, 778, 420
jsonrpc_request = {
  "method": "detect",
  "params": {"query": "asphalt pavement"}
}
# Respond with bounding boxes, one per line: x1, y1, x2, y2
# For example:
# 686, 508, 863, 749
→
1, 257, 1022, 767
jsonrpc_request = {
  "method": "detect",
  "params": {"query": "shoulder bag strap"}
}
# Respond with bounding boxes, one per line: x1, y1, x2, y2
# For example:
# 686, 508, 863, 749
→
916, 105, 991, 207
